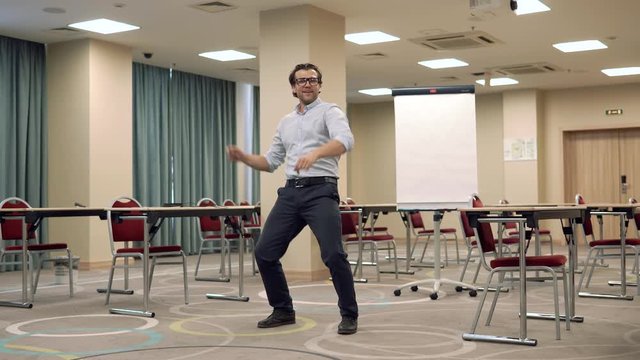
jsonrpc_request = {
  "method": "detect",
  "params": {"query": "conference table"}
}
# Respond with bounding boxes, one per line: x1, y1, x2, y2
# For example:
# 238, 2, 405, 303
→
0, 207, 107, 309
107, 205, 257, 317
578, 203, 639, 300
461, 205, 586, 346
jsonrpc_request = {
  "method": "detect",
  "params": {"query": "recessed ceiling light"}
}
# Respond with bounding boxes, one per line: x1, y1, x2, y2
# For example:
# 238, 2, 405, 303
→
68, 18, 139, 34
514, 0, 551, 15
199, 50, 256, 62
476, 78, 519, 86
553, 40, 607, 53
601, 67, 640, 77
358, 88, 392, 96
418, 58, 468, 69
345, 31, 399, 45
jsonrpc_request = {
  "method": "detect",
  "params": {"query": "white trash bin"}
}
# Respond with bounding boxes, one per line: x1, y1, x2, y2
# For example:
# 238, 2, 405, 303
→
53, 256, 80, 285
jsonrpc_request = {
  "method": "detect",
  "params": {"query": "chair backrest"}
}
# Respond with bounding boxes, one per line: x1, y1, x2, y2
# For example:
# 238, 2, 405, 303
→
470, 194, 497, 254
344, 198, 360, 226
108, 196, 144, 245
240, 200, 261, 227
0, 197, 36, 242
409, 211, 425, 231
340, 206, 360, 237
197, 198, 221, 232
499, 199, 517, 230
575, 193, 594, 237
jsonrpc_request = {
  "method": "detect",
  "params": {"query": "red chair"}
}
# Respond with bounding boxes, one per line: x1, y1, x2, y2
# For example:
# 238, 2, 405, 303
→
408, 211, 459, 266
345, 198, 389, 234
341, 205, 398, 281
0, 197, 75, 300
105, 196, 188, 305
194, 198, 228, 279
468, 194, 569, 340
240, 200, 260, 275
500, 199, 554, 254
575, 194, 640, 294
458, 207, 520, 284
222, 199, 255, 276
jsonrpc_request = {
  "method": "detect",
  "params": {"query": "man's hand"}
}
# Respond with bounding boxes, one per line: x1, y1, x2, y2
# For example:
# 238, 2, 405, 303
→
227, 145, 245, 162
294, 152, 319, 172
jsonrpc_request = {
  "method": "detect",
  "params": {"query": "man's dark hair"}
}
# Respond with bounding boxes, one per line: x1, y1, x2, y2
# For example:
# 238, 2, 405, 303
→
288, 63, 323, 86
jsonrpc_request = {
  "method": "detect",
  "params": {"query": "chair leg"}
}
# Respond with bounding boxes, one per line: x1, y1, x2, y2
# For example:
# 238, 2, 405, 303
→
470, 270, 495, 333
105, 257, 118, 305
442, 234, 449, 267
27, 253, 34, 302
585, 249, 601, 288
374, 243, 381, 282
485, 271, 506, 326
194, 246, 204, 277
472, 258, 482, 284
550, 269, 561, 340
392, 242, 399, 279
32, 254, 42, 298
577, 247, 596, 292
562, 267, 570, 331
459, 249, 473, 282
149, 257, 157, 292
66, 250, 74, 297
549, 234, 554, 255
454, 234, 460, 264
124, 257, 130, 290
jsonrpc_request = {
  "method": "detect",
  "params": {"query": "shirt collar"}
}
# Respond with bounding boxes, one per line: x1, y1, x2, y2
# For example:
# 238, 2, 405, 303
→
295, 98, 322, 114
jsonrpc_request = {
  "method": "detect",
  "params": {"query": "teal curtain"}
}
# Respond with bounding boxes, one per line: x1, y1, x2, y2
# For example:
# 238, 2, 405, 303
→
132, 64, 236, 254
0, 35, 47, 270
251, 86, 260, 204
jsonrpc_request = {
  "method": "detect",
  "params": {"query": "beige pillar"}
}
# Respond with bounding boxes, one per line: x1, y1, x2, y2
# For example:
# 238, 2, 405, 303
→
502, 90, 543, 203
259, 5, 346, 280
47, 39, 133, 269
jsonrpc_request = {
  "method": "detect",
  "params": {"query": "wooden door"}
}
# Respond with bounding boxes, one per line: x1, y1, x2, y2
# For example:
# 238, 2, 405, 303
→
563, 128, 640, 239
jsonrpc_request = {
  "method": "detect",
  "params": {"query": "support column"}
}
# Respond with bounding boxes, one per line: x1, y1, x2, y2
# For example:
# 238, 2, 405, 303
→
47, 39, 133, 269
502, 90, 543, 203
259, 5, 347, 280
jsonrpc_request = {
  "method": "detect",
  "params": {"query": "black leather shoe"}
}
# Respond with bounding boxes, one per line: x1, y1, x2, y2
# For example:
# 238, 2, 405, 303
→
338, 316, 357, 335
257, 309, 295, 328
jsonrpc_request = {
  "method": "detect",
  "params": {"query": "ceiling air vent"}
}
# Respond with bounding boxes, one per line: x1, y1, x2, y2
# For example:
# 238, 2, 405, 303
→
357, 52, 388, 60
191, 1, 237, 13
409, 31, 502, 50
48, 27, 81, 35
493, 62, 560, 75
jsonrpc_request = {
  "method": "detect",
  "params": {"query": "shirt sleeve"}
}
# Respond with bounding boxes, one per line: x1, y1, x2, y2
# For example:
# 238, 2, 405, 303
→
325, 105, 355, 152
264, 125, 286, 172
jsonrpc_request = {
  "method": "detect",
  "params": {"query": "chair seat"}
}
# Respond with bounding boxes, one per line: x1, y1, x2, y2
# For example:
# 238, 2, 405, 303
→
6, 243, 68, 251
508, 229, 551, 236
490, 254, 567, 268
116, 245, 182, 254
417, 228, 456, 235
363, 226, 388, 232
345, 234, 394, 242
589, 238, 640, 247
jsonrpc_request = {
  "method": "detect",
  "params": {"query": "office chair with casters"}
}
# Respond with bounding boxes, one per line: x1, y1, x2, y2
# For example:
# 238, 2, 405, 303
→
341, 205, 398, 281
575, 194, 640, 295
105, 196, 188, 305
408, 210, 459, 266
194, 198, 230, 280
0, 197, 75, 300
500, 199, 554, 254
468, 194, 570, 340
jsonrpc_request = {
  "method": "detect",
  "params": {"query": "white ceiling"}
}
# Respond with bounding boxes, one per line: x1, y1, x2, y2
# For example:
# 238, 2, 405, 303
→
1, 0, 639, 103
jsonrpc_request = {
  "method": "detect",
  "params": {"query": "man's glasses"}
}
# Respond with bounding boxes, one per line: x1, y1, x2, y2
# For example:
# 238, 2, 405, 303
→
294, 77, 320, 86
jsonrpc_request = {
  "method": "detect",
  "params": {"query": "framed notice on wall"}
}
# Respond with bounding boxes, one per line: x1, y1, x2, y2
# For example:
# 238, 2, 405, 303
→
393, 85, 478, 210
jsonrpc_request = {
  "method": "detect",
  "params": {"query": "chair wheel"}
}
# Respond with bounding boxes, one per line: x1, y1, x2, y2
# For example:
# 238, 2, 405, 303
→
469, 290, 478, 297
455, 286, 463, 292
393, 289, 401, 296
411, 286, 418, 292
430, 292, 438, 300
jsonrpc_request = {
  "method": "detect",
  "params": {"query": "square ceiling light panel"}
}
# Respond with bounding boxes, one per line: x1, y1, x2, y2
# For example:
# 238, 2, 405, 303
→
553, 40, 607, 53
68, 18, 139, 34
345, 31, 399, 45
418, 58, 469, 69
199, 50, 256, 61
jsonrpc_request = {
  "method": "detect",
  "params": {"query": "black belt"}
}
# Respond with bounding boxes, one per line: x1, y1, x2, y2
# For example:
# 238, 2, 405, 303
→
285, 176, 338, 188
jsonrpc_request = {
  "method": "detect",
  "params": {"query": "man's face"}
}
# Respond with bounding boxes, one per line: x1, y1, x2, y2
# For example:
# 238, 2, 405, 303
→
291, 69, 321, 105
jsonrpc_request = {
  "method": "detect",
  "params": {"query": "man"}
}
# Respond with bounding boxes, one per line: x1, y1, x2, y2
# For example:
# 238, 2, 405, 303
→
227, 63, 358, 335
